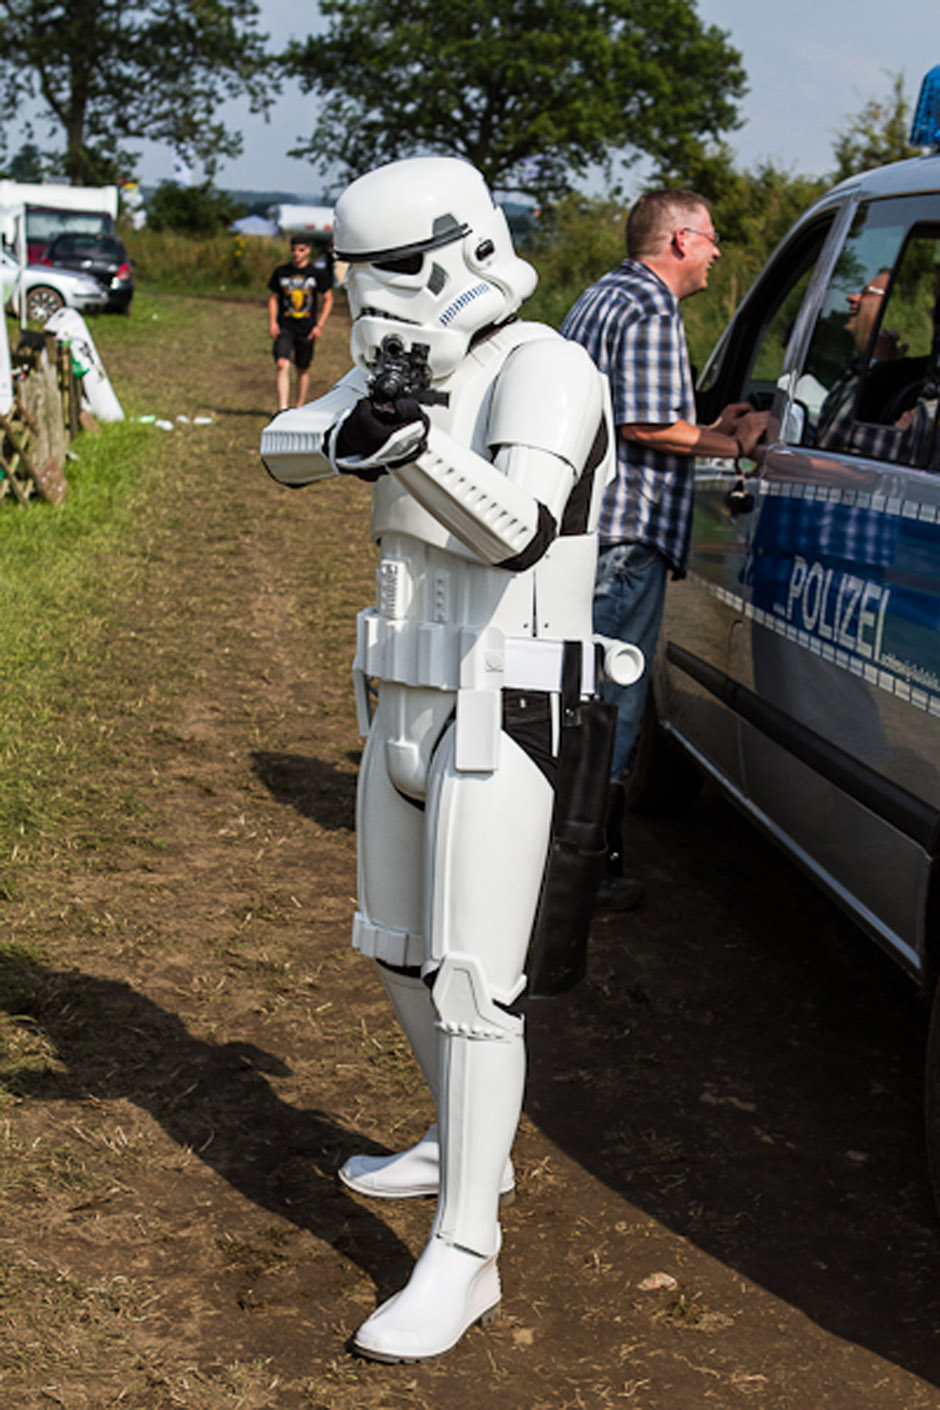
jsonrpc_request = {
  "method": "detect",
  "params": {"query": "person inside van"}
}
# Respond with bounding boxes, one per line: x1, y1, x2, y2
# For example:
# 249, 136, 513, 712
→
815, 263, 940, 465
816, 268, 908, 456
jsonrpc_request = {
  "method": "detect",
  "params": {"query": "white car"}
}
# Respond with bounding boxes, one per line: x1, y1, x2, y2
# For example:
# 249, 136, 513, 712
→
0, 245, 109, 321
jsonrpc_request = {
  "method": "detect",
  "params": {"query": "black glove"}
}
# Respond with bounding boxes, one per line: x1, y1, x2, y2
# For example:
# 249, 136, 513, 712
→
333, 395, 429, 475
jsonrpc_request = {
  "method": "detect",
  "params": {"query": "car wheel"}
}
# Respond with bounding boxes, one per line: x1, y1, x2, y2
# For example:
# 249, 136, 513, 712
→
625, 686, 703, 815
25, 285, 65, 322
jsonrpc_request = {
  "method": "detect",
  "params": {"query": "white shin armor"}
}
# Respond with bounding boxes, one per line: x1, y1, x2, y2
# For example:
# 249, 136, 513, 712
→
427, 953, 524, 1256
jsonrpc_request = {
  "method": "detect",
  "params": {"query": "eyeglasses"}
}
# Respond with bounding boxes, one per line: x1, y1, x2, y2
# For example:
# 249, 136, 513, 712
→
859, 284, 886, 297
681, 226, 720, 247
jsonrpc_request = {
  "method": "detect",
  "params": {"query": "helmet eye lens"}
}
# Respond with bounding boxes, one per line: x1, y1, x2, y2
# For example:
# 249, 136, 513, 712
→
372, 252, 424, 275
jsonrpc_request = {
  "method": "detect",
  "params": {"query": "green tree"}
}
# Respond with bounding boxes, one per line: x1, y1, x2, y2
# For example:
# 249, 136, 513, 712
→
145, 180, 246, 236
652, 139, 825, 252
0, 0, 273, 185
284, 0, 747, 200
6, 140, 42, 181
831, 72, 920, 181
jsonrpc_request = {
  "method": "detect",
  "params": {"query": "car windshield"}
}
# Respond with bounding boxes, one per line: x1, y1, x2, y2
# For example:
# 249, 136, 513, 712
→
49, 235, 124, 259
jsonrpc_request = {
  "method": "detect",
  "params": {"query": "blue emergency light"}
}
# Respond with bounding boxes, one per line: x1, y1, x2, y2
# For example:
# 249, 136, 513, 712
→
911, 66, 940, 148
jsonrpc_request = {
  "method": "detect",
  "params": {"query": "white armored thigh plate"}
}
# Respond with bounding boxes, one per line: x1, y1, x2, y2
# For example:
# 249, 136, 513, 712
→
354, 699, 427, 965
424, 727, 553, 1003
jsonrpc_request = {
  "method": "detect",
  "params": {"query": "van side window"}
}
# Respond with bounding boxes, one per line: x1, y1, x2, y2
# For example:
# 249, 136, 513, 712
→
800, 196, 940, 468
697, 218, 832, 425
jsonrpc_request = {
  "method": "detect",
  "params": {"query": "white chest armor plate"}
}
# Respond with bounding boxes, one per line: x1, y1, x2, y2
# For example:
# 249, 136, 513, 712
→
359, 321, 608, 701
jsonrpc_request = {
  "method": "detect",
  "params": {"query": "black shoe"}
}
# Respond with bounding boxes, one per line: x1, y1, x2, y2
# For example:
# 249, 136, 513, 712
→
594, 874, 645, 912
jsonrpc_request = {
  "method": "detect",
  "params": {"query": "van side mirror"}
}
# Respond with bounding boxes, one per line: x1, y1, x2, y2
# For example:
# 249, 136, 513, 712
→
783, 399, 808, 444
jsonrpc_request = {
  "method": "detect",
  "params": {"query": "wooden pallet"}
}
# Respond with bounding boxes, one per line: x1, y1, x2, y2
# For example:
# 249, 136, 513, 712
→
0, 394, 37, 503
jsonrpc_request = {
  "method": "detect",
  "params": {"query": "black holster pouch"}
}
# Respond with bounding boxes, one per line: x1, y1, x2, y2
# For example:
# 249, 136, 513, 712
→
526, 644, 616, 998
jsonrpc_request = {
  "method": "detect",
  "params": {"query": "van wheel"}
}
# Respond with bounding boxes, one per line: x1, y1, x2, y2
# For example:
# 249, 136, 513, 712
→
625, 688, 703, 815
26, 285, 64, 322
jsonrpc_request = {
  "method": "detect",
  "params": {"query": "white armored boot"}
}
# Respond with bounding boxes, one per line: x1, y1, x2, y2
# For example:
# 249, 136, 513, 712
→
339, 964, 515, 1201
353, 955, 525, 1362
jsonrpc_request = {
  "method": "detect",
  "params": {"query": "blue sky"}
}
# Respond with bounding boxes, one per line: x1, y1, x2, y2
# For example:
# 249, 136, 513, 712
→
132, 0, 940, 195
693, 0, 938, 178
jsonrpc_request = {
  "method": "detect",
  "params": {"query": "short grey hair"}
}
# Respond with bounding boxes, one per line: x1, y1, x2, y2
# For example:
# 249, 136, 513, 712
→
626, 190, 710, 259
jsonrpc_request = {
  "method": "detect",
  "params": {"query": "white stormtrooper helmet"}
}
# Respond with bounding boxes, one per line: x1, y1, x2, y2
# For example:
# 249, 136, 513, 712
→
334, 156, 537, 380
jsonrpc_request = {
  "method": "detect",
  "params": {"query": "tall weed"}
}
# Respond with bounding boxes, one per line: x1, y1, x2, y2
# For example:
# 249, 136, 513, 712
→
125, 227, 288, 298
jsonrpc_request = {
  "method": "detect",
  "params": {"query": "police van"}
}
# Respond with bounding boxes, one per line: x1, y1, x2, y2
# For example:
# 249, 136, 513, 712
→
633, 66, 940, 1204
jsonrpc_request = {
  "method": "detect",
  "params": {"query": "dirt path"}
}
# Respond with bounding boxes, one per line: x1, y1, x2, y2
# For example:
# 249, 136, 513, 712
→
2, 295, 940, 1409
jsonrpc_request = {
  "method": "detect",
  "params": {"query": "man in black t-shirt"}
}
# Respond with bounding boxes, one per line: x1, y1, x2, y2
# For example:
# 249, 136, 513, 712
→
267, 234, 334, 410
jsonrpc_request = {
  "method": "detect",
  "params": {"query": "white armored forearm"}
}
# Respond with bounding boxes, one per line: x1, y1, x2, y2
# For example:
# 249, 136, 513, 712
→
260, 370, 365, 485
391, 425, 550, 565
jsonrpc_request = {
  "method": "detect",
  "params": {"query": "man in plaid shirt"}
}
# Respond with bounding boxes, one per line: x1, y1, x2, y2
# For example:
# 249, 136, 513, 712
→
562, 190, 767, 903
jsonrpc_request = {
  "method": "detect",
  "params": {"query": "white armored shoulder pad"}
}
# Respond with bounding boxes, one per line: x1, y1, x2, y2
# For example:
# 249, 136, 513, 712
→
260, 369, 365, 485
391, 424, 541, 565
487, 335, 606, 472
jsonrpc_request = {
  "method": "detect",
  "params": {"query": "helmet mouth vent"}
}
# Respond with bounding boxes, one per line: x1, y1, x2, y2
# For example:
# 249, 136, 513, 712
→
359, 306, 421, 326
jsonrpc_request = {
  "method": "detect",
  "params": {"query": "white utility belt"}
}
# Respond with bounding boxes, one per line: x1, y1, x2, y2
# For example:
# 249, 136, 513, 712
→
354, 608, 595, 695
352, 608, 597, 772
352, 609, 643, 772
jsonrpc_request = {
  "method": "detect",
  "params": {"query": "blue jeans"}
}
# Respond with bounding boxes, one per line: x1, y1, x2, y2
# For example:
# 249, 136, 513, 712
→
593, 542, 668, 782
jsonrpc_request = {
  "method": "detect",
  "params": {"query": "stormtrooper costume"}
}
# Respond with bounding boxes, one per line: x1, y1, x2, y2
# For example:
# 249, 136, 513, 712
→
260, 157, 631, 1362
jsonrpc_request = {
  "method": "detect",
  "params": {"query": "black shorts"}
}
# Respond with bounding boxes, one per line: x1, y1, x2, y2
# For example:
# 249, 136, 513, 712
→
273, 324, 315, 371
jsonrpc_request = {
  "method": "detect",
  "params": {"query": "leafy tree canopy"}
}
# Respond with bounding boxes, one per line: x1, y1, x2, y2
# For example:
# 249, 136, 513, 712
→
655, 138, 827, 250
0, 0, 273, 186
831, 72, 920, 182
6, 139, 43, 181
145, 180, 246, 236
284, 0, 747, 200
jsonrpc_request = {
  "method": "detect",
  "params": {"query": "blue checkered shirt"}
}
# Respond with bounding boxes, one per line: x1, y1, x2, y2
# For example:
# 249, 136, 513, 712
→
815, 366, 923, 463
561, 260, 697, 576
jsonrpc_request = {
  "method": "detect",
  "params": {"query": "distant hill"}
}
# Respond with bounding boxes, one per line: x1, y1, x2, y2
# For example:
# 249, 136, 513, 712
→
139, 185, 332, 216
224, 189, 334, 216
137, 184, 537, 237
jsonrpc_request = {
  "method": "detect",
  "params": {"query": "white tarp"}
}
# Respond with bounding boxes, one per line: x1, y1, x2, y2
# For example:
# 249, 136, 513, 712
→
231, 214, 278, 238
45, 307, 124, 422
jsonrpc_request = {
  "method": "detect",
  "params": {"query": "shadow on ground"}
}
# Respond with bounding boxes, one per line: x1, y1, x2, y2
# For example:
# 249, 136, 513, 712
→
526, 783, 940, 1386
0, 957, 412, 1302
252, 750, 356, 831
